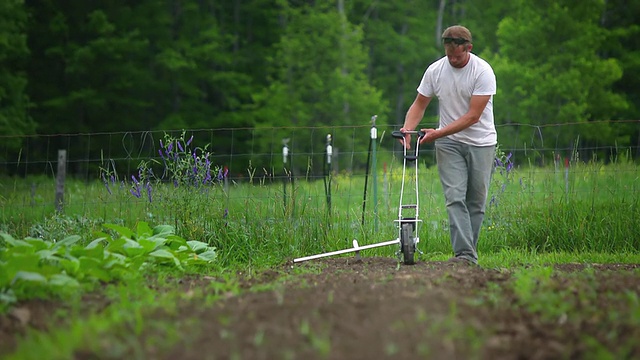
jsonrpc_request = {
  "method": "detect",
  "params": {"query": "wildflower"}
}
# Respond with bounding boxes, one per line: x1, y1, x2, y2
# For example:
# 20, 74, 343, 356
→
130, 186, 141, 198
146, 182, 153, 203
202, 157, 211, 184
178, 141, 184, 152
186, 135, 193, 146
101, 173, 112, 195
130, 175, 142, 198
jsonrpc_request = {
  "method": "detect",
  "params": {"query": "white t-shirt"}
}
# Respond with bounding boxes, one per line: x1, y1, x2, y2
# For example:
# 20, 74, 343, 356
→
417, 53, 497, 146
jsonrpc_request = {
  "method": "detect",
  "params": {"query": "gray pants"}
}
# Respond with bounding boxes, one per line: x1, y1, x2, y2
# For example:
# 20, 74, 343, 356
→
435, 138, 495, 264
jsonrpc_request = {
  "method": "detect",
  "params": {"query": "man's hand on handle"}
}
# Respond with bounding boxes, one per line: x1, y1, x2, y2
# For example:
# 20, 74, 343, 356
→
398, 128, 436, 149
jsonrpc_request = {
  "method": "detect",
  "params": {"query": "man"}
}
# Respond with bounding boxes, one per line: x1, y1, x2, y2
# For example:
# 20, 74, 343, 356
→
400, 25, 497, 265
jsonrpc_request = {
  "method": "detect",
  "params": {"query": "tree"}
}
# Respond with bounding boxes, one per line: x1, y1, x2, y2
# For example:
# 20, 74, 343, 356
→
486, 0, 628, 158
0, 0, 33, 154
250, 1, 385, 175
599, 0, 640, 155
351, 1, 441, 127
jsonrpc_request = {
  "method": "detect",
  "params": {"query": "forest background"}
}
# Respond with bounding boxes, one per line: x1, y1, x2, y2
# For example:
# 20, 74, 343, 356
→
1, 0, 639, 175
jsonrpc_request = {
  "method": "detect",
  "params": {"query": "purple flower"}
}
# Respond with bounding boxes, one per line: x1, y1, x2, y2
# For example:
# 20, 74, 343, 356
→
186, 135, 193, 146
204, 166, 211, 184
158, 149, 164, 159
146, 182, 153, 203
130, 186, 141, 198
178, 141, 184, 152
160, 139, 164, 149
101, 173, 112, 195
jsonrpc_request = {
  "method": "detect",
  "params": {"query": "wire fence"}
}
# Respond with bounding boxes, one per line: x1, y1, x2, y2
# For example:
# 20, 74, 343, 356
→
1, 121, 639, 231
2, 121, 639, 177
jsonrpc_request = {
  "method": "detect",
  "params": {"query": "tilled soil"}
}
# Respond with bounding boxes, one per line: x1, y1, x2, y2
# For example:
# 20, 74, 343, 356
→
2, 257, 640, 360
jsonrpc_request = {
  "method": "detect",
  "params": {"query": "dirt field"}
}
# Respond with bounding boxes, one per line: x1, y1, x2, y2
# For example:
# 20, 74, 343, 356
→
2, 257, 640, 359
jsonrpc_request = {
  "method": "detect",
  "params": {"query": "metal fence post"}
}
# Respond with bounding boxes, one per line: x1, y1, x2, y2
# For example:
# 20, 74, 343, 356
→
55, 150, 67, 213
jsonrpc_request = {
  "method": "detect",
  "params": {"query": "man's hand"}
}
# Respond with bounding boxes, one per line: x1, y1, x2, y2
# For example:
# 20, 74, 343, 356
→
419, 128, 438, 144
398, 128, 412, 149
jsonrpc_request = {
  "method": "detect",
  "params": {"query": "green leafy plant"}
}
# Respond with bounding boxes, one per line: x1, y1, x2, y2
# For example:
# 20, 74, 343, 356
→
0, 222, 216, 312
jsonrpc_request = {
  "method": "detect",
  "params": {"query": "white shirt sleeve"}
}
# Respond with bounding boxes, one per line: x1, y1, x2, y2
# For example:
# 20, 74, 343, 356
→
473, 67, 496, 96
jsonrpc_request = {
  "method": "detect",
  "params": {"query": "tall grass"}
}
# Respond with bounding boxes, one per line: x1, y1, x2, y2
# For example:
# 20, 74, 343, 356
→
483, 156, 640, 254
1, 153, 639, 268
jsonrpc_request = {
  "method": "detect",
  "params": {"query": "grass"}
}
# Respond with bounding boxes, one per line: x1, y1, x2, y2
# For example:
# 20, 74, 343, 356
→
1, 159, 639, 275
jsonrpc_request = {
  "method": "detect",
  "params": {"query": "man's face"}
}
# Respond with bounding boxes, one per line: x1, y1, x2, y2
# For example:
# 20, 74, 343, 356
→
445, 43, 470, 68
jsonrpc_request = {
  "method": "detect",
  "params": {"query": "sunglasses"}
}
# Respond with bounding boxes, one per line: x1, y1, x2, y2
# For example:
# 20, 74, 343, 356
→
442, 37, 469, 45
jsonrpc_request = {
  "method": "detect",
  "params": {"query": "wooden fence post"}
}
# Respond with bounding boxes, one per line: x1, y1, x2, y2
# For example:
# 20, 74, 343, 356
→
55, 150, 67, 213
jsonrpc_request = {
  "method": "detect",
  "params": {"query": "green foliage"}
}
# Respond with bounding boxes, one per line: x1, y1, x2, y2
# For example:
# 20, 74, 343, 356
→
2, 0, 636, 172
350, 1, 441, 126
0, 222, 216, 312
487, 0, 629, 153
511, 266, 574, 320
250, 2, 386, 174
0, 0, 34, 153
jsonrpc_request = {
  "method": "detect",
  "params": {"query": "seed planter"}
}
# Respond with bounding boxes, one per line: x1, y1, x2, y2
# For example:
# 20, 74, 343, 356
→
294, 130, 425, 265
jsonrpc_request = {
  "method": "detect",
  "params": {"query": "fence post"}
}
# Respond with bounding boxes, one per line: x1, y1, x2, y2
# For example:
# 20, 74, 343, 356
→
370, 116, 378, 232
282, 138, 290, 212
55, 149, 67, 213
325, 134, 333, 218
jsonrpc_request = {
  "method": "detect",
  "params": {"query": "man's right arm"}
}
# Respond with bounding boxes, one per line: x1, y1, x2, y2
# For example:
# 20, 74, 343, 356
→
400, 93, 432, 149
403, 93, 432, 131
